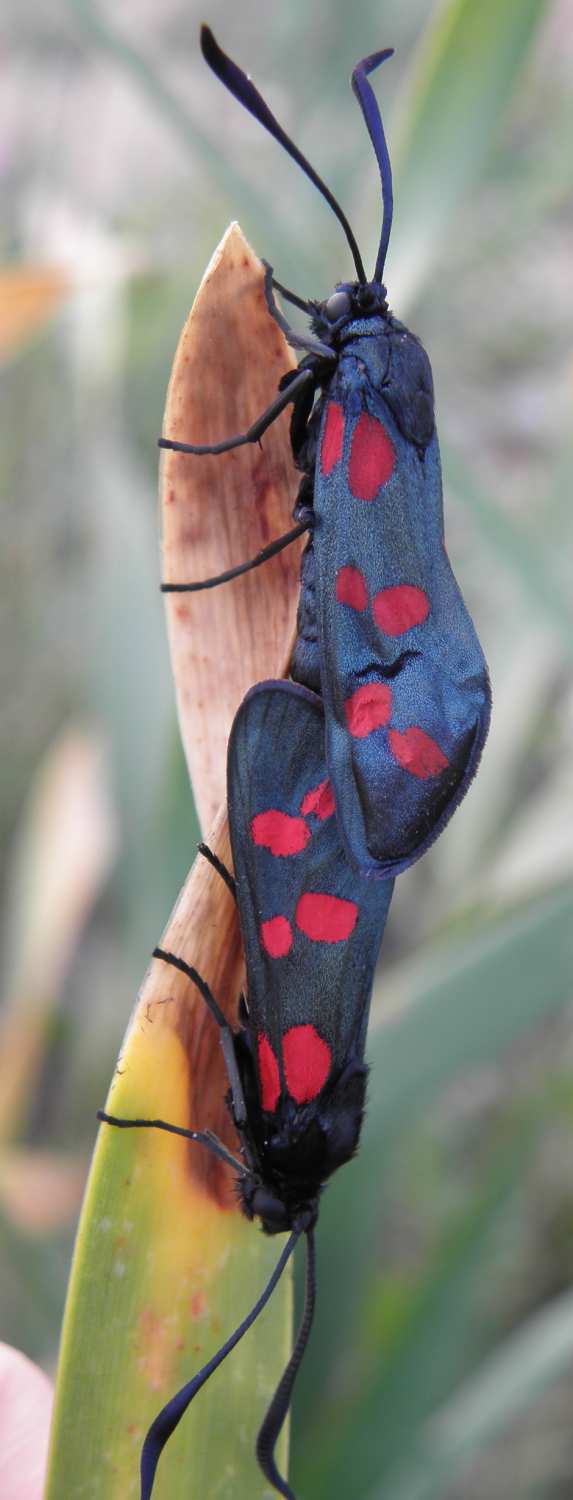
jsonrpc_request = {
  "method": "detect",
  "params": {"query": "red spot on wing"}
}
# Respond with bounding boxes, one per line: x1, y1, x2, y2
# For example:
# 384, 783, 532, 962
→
372, 584, 429, 635
282, 1025, 331, 1104
257, 1033, 280, 1112
320, 401, 344, 475
260, 916, 293, 958
295, 892, 358, 944
335, 565, 368, 611
388, 726, 449, 780
251, 810, 310, 856
344, 682, 392, 739
348, 413, 395, 500
299, 778, 335, 821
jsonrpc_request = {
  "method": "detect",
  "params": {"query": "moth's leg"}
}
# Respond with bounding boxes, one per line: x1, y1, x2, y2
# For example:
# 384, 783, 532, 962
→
96, 1112, 245, 1174
270, 277, 312, 314
152, 947, 247, 1126
197, 842, 237, 902
262, 262, 335, 361
97, 938, 249, 1160
158, 365, 314, 457
160, 516, 311, 595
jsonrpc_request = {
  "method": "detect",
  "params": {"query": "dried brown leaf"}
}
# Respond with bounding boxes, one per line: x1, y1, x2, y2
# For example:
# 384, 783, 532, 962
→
160, 221, 302, 831
118, 808, 242, 1203
0, 267, 68, 359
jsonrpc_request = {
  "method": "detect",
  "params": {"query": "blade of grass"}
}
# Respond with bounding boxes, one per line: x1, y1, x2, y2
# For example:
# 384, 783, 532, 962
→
295, 880, 573, 1427
387, 0, 546, 307
369, 880, 573, 1145
0, 729, 117, 1140
65, 0, 307, 277
444, 441, 573, 659
380, 1284, 573, 1500
300, 1121, 538, 1498
67, 0, 257, 219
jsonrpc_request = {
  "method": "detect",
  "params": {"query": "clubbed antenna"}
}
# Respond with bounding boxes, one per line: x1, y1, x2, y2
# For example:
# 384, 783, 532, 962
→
256, 1228, 317, 1498
201, 26, 367, 283
351, 49, 394, 281
139, 1229, 300, 1500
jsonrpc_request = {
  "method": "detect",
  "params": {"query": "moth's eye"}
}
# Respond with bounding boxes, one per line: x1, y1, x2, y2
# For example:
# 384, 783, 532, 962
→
325, 290, 351, 322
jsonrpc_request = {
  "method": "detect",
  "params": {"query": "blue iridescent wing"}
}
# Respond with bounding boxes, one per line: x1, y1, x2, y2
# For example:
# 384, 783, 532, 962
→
307, 318, 491, 879
227, 679, 393, 1114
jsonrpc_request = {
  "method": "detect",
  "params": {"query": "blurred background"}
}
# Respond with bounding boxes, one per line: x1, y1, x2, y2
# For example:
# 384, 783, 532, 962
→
1, 0, 573, 1495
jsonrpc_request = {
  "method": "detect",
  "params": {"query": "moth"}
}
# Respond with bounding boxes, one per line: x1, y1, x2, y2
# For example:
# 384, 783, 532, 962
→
99, 28, 493, 1497
160, 27, 491, 879
100, 680, 393, 1498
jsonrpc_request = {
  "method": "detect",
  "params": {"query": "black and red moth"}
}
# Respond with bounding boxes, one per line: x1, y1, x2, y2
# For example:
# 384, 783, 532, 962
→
100, 682, 393, 1498
99, 25, 493, 1499
160, 27, 491, 881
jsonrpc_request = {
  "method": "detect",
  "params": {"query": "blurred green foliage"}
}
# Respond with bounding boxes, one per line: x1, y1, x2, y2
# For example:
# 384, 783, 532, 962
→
2, 0, 573, 1494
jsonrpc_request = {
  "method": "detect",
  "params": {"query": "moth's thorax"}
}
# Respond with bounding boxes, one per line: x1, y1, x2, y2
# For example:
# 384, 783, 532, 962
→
334, 323, 393, 401
339, 314, 389, 344
324, 313, 436, 453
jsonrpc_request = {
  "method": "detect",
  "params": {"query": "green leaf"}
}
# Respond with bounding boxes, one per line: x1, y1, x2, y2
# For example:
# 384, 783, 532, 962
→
46, 1100, 292, 1500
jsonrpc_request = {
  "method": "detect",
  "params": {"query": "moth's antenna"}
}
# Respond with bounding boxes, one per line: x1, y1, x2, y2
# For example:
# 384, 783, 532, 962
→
351, 49, 394, 282
140, 1229, 300, 1500
201, 26, 367, 284
256, 1228, 317, 1499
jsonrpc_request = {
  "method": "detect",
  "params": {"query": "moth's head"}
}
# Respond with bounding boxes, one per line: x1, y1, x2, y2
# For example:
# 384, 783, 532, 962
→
240, 1175, 319, 1236
311, 280, 389, 344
